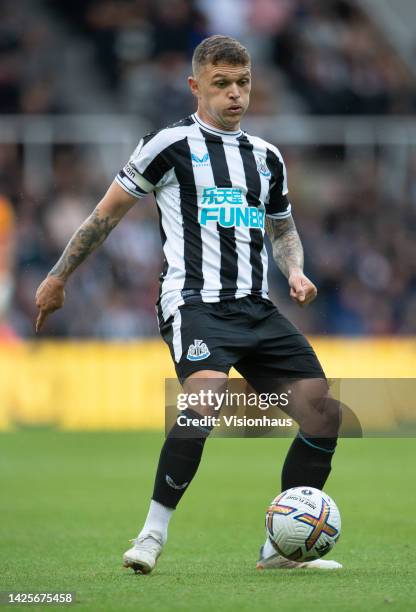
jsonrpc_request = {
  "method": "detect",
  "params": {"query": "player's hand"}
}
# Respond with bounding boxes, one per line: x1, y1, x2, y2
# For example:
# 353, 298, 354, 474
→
35, 275, 66, 332
288, 270, 317, 306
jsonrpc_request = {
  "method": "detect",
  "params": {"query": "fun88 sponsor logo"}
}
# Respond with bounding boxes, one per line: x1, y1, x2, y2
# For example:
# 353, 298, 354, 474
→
199, 187, 265, 229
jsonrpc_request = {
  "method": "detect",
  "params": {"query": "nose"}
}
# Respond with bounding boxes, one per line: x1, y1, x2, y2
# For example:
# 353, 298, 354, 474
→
228, 83, 240, 99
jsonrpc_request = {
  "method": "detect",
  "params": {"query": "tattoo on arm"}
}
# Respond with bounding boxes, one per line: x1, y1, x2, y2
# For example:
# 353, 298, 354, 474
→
265, 215, 304, 278
49, 209, 118, 281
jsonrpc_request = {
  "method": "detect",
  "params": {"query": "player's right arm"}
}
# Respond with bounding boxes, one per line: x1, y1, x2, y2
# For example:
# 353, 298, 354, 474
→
35, 128, 173, 332
35, 181, 137, 332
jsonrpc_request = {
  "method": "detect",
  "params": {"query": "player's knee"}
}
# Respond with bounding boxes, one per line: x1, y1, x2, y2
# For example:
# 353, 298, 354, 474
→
310, 393, 341, 436
293, 379, 340, 435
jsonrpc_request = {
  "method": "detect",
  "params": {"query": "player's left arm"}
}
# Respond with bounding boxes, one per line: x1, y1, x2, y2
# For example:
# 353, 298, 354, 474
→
265, 215, 317, 306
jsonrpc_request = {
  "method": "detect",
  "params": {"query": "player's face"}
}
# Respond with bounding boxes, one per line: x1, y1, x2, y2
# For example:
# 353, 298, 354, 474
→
189, 63, 251, 131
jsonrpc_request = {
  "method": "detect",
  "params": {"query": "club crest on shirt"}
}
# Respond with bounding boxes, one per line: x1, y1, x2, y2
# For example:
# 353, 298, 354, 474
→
256, 156, 271, 178
191, 152, 210, 167
187, 339, 210, 361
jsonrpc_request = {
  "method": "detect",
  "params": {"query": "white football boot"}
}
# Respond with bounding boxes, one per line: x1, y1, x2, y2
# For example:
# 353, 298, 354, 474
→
123, 532, 164, 574
256, 544, 342, 570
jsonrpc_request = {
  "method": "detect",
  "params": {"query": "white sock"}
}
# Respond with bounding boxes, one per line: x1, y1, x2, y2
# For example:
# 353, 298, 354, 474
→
138, 500, 174, 544
263, 537, 277, 558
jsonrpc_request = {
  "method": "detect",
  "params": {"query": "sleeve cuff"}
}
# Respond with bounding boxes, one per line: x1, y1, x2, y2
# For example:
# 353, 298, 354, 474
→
266, 203, 292, 219
115, 174, 150, 199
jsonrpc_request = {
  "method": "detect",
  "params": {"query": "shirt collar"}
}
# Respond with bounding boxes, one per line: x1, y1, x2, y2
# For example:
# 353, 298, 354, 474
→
193, 113, 243, 137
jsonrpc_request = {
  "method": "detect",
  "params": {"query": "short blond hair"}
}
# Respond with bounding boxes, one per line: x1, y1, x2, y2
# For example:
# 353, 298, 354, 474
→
192, 35, 250, 75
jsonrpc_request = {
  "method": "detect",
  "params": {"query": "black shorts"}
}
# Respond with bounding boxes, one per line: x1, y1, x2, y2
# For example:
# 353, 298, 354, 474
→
159, 295, 325, 386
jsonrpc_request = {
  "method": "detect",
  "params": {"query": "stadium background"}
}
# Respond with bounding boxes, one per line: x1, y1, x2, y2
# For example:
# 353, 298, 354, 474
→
1, 2, 416, 611
1, 0, 415, 429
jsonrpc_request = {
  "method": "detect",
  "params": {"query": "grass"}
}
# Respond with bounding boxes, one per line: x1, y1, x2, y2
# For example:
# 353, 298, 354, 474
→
1, 432, 416, 611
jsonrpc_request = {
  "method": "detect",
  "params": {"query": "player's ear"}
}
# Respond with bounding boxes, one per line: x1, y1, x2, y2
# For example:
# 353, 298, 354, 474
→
188, 75, 199, 98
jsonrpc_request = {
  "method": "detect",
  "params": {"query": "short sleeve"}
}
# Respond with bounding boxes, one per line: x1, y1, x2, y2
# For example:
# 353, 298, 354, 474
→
115, 132, 172, 199
265, 147, 292, 219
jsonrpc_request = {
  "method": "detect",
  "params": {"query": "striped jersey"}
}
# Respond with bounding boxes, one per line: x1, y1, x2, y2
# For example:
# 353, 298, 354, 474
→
115, 113, 291, 323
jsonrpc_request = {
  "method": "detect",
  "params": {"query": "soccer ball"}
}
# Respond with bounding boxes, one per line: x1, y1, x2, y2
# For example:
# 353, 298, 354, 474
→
265, 486, 341, 562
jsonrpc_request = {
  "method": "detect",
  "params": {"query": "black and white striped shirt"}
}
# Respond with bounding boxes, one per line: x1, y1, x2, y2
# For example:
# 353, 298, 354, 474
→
116, 113, 291, 324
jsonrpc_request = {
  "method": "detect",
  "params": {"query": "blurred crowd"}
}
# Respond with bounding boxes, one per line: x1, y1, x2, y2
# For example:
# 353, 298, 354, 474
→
0, 1, 65, 115
272, 0, 416, 115
273, 148, 416, 335
1, 0, 416, 338
50, 0, 416, 118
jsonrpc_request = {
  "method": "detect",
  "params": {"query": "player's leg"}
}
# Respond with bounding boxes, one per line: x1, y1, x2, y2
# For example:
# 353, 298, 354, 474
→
253, 378, 342, 569
279, 377, 340, 491
257, 377, 342, 569
235, 300, 340, 491
235, 299, 340, 490
123, 370, 227, 574
123, 300, 245, 573
257, 378, 342, 568
148, 370, 227, 531
234, 297, 342, 569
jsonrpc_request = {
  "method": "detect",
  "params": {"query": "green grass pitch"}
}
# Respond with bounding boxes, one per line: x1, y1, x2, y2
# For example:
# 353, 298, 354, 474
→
1, 432, 416, 611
